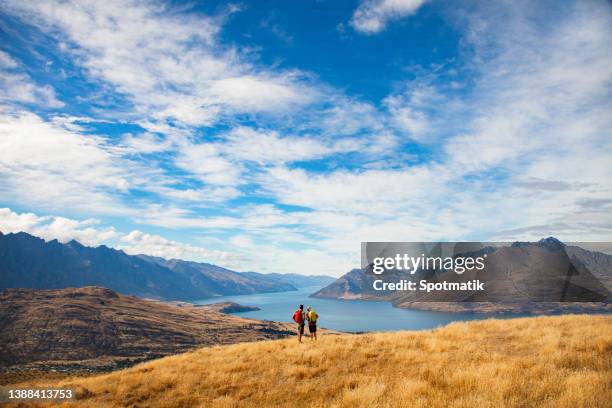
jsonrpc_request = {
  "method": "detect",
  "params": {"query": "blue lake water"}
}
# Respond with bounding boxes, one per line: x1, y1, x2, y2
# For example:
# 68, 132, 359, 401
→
195, 286, 525, 332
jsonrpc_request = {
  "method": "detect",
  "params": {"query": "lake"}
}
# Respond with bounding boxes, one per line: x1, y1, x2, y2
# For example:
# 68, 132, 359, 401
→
195, 286, 524, 332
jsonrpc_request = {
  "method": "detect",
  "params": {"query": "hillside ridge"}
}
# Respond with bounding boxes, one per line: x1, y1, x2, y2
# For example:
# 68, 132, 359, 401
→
8, 315, 611, 407
0, 286, 296, 371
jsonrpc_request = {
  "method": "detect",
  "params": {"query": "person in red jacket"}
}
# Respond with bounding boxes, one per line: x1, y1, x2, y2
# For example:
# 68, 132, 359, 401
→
292, 304, 305, 343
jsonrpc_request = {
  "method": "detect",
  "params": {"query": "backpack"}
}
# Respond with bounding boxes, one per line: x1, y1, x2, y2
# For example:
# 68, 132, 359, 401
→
308, 311, 318, 323
293, 310, 303, 324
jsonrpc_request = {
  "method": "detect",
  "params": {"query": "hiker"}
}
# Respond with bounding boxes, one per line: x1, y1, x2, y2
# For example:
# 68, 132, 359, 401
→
293, 304, 305, 343
306, 306, 318, 341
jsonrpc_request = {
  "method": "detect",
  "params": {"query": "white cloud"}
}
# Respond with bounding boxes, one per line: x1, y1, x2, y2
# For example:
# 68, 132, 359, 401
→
0, 208, 117, 246
0, 51, 63, 108
40, 217, 118, 246
119, 230, 240, 265
222, 127, 346, 164
130, 204, 207, 229
0, 107, 133, 213
443, 1, 612, 175
174, 126, 382, 188
226, 239, 353, 276
0, 51, 19, 69
207, 74, 313, 113
121, 132, 173, 154
0, 208, 46, 233
351, 0, 428, 34
318, 99, 383, 136
175, 143, 242, 186
0, 207, 241, 266
384, 95, 429, 138
261, 165, 449, 215
3, 0, 317, 128
154, 186, 241, 203
382, 71, 463, 144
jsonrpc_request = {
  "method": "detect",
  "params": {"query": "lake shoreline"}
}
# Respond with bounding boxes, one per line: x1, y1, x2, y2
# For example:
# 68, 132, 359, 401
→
194, 285, 547, 332
311, 292, 612, 315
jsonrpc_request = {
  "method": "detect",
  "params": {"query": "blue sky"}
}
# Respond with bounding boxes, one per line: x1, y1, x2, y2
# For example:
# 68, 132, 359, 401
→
1, 0, 611, 276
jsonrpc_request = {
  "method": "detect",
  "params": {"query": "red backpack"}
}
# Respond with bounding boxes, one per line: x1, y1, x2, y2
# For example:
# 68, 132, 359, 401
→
292, 309, 303, 324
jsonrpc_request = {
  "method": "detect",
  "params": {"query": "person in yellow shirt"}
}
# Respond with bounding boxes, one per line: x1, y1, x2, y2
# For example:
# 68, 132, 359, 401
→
306, 306, 318, 341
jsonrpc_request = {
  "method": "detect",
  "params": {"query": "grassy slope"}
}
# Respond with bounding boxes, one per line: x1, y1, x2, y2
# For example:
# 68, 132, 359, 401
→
0, 287, 297, 368
11, 315, 612, 408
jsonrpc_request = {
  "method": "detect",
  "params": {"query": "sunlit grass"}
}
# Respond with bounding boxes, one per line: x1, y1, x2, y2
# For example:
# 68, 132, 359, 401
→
10, 314, 612, 407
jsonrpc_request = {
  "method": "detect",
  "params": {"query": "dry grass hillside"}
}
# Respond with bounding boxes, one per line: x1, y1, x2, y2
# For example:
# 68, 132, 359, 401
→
0, 287, 296, 371
6, 315, 611, 407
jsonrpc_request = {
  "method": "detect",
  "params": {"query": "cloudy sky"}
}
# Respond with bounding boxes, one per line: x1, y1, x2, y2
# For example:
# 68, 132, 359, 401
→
0, 0, 611, 276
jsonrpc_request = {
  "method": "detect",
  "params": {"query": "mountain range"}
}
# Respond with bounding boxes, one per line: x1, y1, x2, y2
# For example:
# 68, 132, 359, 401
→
242, 271, 335, 288
312, 238, 612, 313
0, 231, 333, 300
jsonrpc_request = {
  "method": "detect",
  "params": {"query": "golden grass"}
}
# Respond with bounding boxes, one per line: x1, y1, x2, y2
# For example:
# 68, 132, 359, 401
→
9, 315, 612, 408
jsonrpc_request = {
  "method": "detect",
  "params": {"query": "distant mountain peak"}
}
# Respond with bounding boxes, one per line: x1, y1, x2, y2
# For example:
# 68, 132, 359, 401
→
537, 236, 566, 251
67, 239, 84, 248
510, 236, 566, 251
